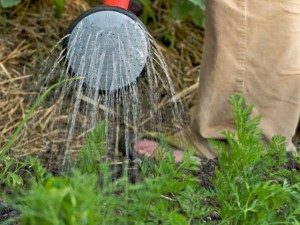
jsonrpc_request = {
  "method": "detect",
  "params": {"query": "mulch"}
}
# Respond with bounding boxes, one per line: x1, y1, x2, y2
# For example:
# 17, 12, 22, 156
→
0, 0, 205, 166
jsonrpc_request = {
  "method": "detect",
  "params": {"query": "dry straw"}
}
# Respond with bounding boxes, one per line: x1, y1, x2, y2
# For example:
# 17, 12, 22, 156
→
0, 0, 210, 168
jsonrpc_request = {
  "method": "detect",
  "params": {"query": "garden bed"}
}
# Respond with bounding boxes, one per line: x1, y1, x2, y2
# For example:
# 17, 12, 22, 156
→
1, 1, 300, 224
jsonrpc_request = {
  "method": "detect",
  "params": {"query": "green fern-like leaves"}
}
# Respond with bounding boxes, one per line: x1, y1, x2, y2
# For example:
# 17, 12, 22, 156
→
212, 94, 300, 224
5, 95, 300, 224
75, 121, 107, 174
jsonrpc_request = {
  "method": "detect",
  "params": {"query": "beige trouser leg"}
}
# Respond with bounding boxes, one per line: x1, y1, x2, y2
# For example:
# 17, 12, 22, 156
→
187, 0, 300, 158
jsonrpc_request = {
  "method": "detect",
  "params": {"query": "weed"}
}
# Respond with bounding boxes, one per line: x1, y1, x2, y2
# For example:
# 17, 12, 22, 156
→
0, 155, 50, 195
0, 156, 24, 190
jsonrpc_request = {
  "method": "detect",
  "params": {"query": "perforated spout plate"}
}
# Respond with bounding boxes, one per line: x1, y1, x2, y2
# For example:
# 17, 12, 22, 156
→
64, 7, 149, 92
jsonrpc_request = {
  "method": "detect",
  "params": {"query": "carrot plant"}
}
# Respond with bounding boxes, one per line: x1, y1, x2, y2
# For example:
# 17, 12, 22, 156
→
211, 95, 300, 224
2, 95, 300, 224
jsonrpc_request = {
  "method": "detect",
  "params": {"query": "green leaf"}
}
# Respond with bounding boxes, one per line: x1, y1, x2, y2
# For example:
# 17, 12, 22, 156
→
172, 0, 205, 28
7, 172, 23, 187
0, 0, 21, 8
188, 0, 205, 10
172, 0, 193, 20
55, 0, 65, 18
190, 7, 205, 28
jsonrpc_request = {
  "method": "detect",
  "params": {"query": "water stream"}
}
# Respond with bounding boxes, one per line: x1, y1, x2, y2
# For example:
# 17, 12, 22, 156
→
17, 23, 187, 172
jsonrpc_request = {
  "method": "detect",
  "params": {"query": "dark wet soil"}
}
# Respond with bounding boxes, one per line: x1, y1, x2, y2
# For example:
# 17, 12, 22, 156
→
204, 211, 221, 224
198, 159, 217, 189
0, 202, 19, 224
285, 154, 300, 172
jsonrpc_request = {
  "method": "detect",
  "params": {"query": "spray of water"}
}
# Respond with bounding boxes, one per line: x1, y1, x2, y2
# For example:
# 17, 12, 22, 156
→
14, 24, 187, 172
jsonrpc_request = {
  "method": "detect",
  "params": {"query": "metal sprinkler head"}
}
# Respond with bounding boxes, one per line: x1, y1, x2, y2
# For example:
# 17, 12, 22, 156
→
63, 0, 149, 92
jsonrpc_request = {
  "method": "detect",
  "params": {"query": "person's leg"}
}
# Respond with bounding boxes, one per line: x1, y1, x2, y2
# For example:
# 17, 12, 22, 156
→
190, 0, 300, 156
132, 0, 300, 161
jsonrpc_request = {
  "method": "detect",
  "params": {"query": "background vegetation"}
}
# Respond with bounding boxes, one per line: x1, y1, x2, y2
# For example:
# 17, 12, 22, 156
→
1, 0, 205, 27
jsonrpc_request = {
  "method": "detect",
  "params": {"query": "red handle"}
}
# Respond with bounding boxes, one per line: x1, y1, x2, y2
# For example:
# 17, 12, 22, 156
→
103, 0, 130, 10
